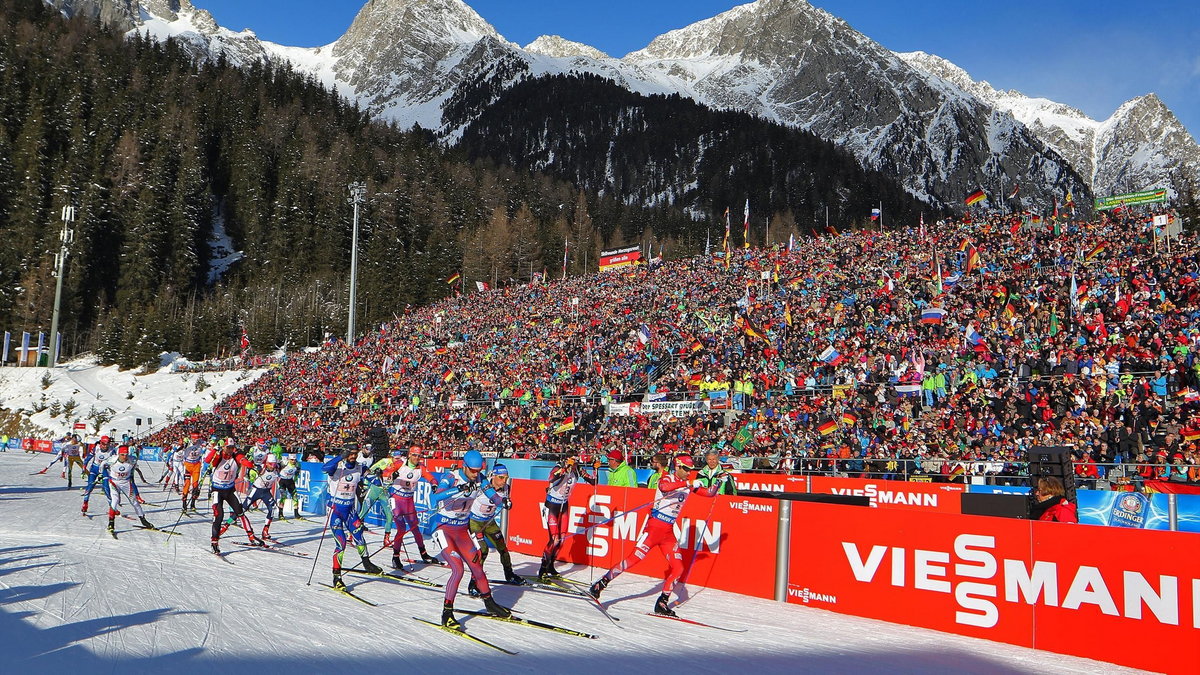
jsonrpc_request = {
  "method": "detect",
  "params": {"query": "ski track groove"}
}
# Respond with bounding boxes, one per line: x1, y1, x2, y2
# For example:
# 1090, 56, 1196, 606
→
0, 453, 1141, 674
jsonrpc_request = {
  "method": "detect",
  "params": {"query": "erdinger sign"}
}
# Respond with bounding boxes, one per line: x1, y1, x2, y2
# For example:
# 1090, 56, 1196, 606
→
505, 480, 778, 599
788, 502, 1199, 674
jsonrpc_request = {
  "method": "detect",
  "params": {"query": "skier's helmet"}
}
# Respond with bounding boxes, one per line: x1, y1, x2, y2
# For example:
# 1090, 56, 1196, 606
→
463, 450, 485, 470
491, 464, 509, 477
264, 454, 278, 465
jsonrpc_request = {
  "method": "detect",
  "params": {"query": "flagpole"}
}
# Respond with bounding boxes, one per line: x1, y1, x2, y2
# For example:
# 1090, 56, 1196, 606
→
879, 201, 883, 233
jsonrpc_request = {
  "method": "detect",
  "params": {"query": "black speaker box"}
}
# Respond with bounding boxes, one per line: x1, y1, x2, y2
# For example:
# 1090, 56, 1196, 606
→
961, 492, 1030, 519
1026, 445, 1076, 502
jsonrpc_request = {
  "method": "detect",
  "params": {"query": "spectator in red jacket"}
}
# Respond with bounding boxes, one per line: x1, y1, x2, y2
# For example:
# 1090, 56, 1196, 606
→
1032, 476, 1077, 523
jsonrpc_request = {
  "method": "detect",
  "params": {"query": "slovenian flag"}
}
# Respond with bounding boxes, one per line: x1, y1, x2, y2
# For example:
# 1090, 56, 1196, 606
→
895, 383, 922, 398
818, 345, 842, 365
870, 208, 880, 221
920, 307, 947, 324
817, 420, 838, 436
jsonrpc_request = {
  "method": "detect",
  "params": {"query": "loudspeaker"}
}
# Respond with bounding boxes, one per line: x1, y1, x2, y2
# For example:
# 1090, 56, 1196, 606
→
367, 427, 390, 462
215, 423, 233, 440
1027, 445, 1076, 503
961, 492, 1030, 519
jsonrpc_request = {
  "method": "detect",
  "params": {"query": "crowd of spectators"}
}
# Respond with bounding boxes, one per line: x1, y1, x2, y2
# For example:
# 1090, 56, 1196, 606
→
149, 205, 1200, 488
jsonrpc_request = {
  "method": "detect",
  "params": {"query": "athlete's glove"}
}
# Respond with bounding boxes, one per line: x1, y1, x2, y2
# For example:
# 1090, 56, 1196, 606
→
457, 482, 476, 493
502, 497, 512, 510
592, 460, 602, 470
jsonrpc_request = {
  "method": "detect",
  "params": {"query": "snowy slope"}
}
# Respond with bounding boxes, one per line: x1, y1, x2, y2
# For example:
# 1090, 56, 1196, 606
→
0, 453, 1142, 674
0, 355, 263, 439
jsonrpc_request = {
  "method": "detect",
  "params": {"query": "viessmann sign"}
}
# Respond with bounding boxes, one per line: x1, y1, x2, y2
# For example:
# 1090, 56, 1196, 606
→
787, 502, 1199, 674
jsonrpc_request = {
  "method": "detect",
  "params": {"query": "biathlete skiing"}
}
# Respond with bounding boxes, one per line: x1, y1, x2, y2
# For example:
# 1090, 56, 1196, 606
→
205, 441, 259, 553
538, 449, 597, 580
467, 462, 525, 594
104, 445, 157, 536
324, 447, 383, 589
589, 453, 729, 616
81, 435, 118, 514
385, 445, 441, 568
430, 450, 511, 627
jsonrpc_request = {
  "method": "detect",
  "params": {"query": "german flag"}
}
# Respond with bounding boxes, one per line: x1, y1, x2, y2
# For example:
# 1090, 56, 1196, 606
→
965, 189, 987, 206
441, 370, 455, 383
741, 315, 769, 344
1003, 302, 1016, 319
841, 412, 858, 426
1085, 243, 1106, 262
817, 420, 838, 436
691, 340, 703, 352
965, 246, 980, 275
1181, 427, 1200, 442
958, 238, 971, 252
446, 273, 461, 285
688, 373, 703, 386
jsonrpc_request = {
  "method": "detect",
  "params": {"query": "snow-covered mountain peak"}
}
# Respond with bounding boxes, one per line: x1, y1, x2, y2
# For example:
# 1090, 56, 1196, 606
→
525, 35, 608, 60
334, 0, 503, 56
626, 0, 839, 61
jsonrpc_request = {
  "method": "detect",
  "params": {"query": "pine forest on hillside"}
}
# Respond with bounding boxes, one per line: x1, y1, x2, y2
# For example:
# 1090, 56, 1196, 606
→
0, 0, 934, 368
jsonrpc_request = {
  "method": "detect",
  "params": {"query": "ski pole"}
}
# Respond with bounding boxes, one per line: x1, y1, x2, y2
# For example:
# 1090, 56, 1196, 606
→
305, 503, 334, 586
676, 479, 729, 608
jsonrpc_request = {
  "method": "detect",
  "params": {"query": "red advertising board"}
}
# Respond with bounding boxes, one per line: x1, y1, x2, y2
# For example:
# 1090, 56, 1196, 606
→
786, 502, 1200, 674
598, 246, 642, 272
807, 475, 964, 513
32, 439, 53, 453
505, 479, 778, 599
730, 472, 809, 493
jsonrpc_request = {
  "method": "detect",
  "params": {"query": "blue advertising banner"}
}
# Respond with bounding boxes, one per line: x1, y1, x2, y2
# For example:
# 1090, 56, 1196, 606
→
967, 483, 1200, 532
7, 438, 22, 450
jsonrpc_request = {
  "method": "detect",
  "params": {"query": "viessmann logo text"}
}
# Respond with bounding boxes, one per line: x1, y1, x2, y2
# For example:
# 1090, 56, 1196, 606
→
843, 533, 1198, 628
547, 494, 725, 557
828, 482, 945, 507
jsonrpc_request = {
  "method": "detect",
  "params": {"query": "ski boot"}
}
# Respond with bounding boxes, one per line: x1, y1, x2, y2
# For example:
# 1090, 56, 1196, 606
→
260, 526, 271, 541
391, 554, 404, 570
382, 533, 393, 547
81, 499, 89, 515
481, 592, 512, 619
589, 576, 609, 599
442, 602, 461, 629
36, 468, 47, 475
420, 551, 441, 565
361, 556, 382, 575
539, 561, 561, 581
136, 495, 147, 505
332, 571, 347, 590
139, 517, 155, 530
504, 569, 528, 586
653, 593, 677, 617
211, 539, 221, 554
107, 521, 115, 535
467, 578, 482, 598
247, 535, 265, 547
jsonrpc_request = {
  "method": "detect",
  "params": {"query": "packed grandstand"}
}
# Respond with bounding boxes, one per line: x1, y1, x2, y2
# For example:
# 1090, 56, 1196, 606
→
147, 208, 1200, 486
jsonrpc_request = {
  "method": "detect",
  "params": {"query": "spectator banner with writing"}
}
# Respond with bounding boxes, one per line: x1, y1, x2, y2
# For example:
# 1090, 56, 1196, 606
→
808, 476, 964, 513
606, 400, 711, 416
786, 502, 1198, 674
1093, 188, 1167, 211
598, 245, 642, 272
505, 480, 778, 599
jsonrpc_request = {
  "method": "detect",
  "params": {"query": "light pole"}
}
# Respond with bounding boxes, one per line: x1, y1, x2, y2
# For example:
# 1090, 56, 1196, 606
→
48, 205, 75, 367
346, 182, 366, 344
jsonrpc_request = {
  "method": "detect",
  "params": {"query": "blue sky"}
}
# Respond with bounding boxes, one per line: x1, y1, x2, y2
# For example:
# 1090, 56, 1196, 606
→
197, 0, 1199, 138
